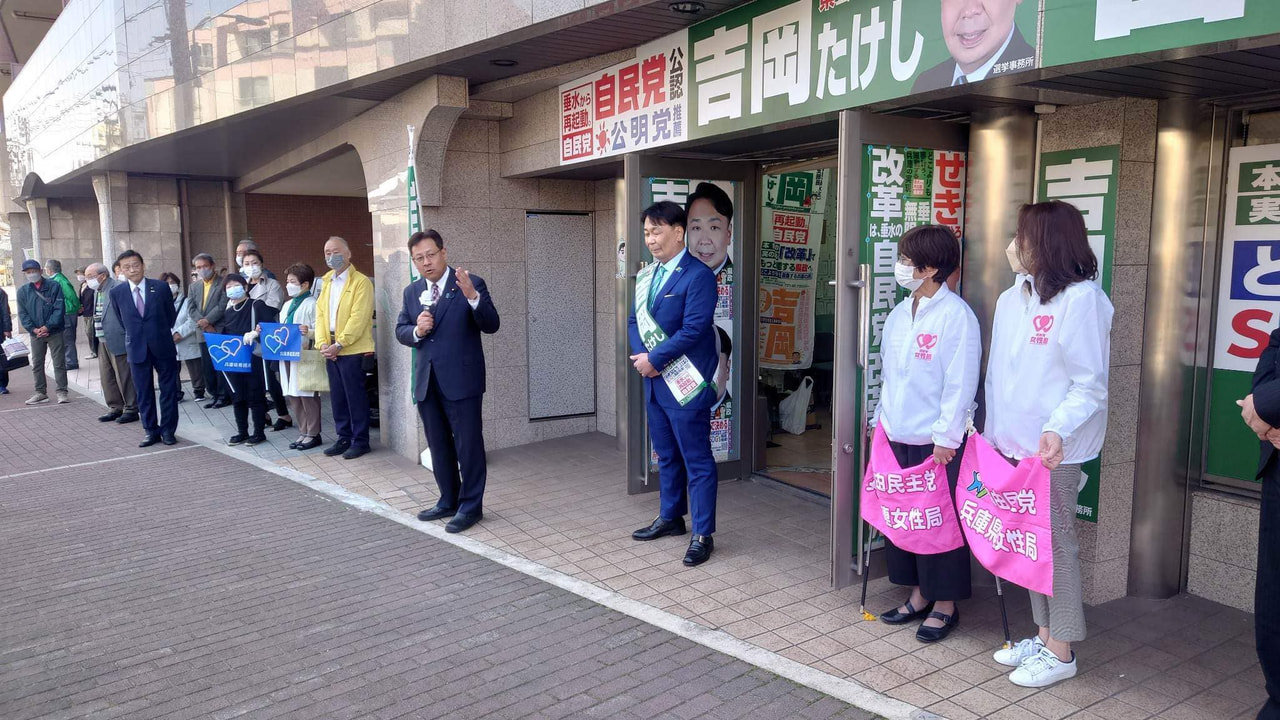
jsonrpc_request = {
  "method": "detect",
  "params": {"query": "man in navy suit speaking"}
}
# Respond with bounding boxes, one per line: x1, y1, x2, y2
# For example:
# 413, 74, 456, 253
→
396, 230, 500, 534
628, 201, 721, 566
109, 250, 180, 447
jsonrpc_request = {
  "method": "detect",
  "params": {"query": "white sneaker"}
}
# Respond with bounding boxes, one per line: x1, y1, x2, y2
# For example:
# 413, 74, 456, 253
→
1008, 647, 1077, 688
56, 391, 69, 404
25, 393, 48, 405
993, 636, 1044, 667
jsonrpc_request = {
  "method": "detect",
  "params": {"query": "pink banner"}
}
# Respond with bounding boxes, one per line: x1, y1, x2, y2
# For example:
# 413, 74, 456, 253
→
860, 428, 965, 555
956, 433, 1055, 597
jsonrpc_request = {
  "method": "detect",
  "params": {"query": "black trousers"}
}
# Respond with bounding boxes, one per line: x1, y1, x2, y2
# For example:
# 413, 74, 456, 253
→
1259, 456, 1280, 720
883, 438, 972, 602
418, 372, 487, 518
201, 342, 231, 401
265, 359, 288, 416
226, 355, 268, 435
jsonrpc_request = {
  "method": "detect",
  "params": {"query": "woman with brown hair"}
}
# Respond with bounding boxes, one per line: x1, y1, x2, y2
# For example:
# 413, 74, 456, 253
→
986, 200, 1114, 688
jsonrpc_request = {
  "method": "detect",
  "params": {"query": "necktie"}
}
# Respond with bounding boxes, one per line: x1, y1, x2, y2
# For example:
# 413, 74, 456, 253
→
649, 266, 666, 310
134, 286, 144, 316
430, 282, 440, 304
953, 75, 968, 87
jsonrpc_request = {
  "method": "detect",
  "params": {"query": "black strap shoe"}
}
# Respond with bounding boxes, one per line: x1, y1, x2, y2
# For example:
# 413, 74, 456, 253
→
683, 535, 714, 566
916, 608, 960, 644
880, 599, 934, 625
632, 516, 687, 541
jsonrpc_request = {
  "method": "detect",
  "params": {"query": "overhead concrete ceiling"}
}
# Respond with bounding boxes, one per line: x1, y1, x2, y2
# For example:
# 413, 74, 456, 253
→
250, 148, 366, 197
0, 0, 62, 96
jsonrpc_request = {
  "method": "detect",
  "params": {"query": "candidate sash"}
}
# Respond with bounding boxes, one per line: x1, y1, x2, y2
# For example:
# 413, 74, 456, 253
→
634, 262, 707, 406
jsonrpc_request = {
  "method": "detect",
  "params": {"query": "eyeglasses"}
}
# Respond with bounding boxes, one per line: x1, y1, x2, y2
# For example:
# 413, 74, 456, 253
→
412, 249, 442, 263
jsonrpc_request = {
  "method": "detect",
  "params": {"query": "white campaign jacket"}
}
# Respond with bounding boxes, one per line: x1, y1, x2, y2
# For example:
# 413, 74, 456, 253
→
279, 295, 317, 397
874, 284, 981, 449
985, 275, 1114, 464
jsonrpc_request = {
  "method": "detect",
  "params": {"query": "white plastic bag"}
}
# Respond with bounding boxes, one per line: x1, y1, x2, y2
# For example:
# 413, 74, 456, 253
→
778, 376, 813, 435
3, 337, 29, 360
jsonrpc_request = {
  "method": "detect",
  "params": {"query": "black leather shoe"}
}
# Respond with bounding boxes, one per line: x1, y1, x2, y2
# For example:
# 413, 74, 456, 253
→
203, 400, 219, 409
210, 399, 232, 409
98, 411, 122, 422
324, 440, 351, 457
116, 412, 139, 424
683, 535, 714, 566
445, 513, 482, 533
632, 516, 687, 541
297, 437, 323, 451
139, 434, 161, 448
245, 433, 267, 446
916, 608, 960, 644
880, 599, 934, 625
228, 434, 247, 445
271, 418, 292, 431
161, 434, 177, 446
342, 445, 370, 460
417, 505, 456, 521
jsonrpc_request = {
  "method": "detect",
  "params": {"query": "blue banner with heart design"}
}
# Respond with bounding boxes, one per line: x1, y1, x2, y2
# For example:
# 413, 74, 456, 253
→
206, 333, 252, 373
258, 323, 303, 362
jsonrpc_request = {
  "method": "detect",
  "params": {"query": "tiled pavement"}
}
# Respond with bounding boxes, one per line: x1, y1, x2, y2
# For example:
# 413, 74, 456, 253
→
51, 334, 1273, 719
0, 372, 877, 720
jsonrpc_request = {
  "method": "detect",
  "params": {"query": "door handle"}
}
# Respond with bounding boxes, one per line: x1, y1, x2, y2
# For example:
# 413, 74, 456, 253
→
847, 280, 865, 289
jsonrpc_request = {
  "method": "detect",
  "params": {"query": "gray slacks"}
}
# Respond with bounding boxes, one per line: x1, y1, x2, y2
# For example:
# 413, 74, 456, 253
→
98, 349, 137, 413
1029, 463, 1087, 643
30, 333, 67, 394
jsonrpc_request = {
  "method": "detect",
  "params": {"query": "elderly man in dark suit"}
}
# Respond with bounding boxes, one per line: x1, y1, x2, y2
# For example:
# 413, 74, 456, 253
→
396, 230, 500, 534
911, 0, 1035, 93
109, 250, 180, 447
1243, 328, 1280, 720
87, 263, 139, 423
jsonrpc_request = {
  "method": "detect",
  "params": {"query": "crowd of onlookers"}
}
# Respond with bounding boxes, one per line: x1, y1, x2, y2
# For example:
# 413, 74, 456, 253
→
2, 237, 376, 458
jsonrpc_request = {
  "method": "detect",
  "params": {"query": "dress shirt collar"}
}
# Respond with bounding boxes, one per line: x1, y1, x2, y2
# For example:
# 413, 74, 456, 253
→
952, 26, 1015, 86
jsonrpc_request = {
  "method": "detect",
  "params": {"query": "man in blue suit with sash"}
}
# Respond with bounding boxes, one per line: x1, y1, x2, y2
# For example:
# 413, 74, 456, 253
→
628, 201, 720, 566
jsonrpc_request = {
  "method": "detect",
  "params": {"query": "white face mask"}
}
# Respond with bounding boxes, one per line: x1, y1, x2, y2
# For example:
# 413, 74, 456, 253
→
285, 282, 303, 297
25, 272, 41, 284
894, 261, 924, 291
1006, 240, 1028, 275
76, 275, 86, 283
87, 277, 101, 291
169, 284, 181, 297
235, 254, 245, 267
243, 264, 262, 279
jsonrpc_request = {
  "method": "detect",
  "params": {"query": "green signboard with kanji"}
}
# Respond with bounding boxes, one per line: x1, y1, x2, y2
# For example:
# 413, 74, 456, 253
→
1042, 0, 1280, 67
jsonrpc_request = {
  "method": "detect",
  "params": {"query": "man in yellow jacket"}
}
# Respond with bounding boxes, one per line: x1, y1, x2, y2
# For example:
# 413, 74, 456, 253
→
315, 236, 376, 459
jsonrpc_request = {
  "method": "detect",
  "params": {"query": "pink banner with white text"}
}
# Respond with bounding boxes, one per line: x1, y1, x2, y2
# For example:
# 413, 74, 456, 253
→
957, 433, 1055, 597
860, 428, 964, 556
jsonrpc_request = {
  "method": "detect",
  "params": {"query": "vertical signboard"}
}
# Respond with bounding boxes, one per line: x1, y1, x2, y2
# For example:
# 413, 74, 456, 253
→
860, 146, 967, 421
759, 169, 831, 370
1042, 0, 1280, 68
645, 178, 740, 464
1207, 145, 1280, 484
1037, 145, 1120, 521
560, 31, 688, 164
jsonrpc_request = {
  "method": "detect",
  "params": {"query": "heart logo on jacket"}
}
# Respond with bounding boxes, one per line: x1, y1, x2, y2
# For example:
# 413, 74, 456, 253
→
1033, 315, 1055, 334
264, 326, 290, 355
916, 334, 938, 350
210, 338, 244, 363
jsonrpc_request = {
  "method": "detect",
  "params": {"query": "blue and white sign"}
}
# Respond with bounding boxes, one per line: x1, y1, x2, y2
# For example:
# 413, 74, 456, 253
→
259, 323, 303, 362
206, 333, 252, 373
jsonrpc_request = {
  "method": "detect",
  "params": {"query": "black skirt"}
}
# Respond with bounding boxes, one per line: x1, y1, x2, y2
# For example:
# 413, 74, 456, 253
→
882, 438, 972, 602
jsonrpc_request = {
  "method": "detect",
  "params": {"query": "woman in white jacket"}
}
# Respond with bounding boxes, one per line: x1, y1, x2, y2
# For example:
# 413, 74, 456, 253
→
987, 201, 1114, 688
873, 224, 981, 644
163, 272, 204, 402
279, 263, 322, 450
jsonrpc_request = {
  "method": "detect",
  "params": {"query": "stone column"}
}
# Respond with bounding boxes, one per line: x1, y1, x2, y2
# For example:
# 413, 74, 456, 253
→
91, 172, 130, 265
25, 198, 51, 261
352, 75, 469, 461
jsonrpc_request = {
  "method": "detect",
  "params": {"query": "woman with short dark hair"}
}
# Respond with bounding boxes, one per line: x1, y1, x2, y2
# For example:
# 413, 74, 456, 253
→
220, 273, 271, 445
987, 200, 1114, 688
279, 263, 323, 450
874, 224, 981, 644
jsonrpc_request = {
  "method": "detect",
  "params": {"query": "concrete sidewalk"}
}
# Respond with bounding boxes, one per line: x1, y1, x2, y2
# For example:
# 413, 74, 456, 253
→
0, 371, 881, 720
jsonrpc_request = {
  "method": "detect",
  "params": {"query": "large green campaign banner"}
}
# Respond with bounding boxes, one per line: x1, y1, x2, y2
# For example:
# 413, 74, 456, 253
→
1037, 145, 1121, 522
685, 0, 1038, 140
1042, 0, 1280, 67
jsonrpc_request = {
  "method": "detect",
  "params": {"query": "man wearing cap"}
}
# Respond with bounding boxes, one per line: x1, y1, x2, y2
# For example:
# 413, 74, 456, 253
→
17, 259, 69, 404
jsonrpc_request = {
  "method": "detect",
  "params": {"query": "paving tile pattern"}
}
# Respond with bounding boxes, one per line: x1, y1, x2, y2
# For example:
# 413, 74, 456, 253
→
0, 390, 875, 720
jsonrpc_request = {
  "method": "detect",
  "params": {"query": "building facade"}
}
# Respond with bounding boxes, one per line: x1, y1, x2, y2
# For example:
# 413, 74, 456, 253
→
6, 0, 1280, 612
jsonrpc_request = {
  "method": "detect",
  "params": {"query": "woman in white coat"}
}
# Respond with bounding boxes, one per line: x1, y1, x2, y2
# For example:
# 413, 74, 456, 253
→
279, 263, 322, 450
873, 224, 981, 644
163, 272, 204, 402
987, 200, 1114, 689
